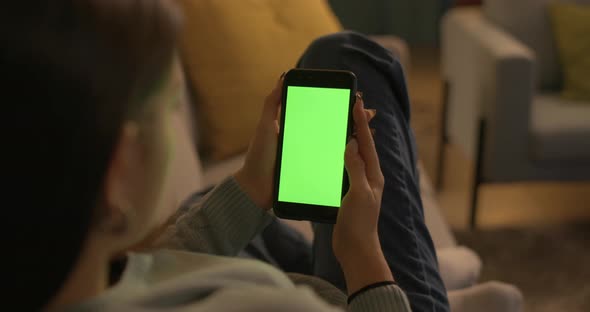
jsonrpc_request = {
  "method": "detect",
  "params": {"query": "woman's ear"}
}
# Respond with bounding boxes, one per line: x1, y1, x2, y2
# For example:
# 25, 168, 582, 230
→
97, 122, 142, 237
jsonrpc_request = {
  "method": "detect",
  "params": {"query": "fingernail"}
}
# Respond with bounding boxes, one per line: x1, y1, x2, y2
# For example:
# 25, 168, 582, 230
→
356, 91, 363, 100
280, 72, 286, 80
368, 109, 377, 119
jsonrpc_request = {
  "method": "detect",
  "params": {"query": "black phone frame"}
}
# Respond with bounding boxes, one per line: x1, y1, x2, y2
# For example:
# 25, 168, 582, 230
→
272, 68, 357, 223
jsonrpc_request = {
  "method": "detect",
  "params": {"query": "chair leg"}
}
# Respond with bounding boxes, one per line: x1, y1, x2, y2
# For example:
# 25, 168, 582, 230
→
469, 178, 481, 229
470, 119, 486, 229
436, 80, 450, 191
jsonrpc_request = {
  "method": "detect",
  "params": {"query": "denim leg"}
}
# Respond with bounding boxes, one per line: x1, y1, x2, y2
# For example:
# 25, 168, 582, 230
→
299, 31, 450, 312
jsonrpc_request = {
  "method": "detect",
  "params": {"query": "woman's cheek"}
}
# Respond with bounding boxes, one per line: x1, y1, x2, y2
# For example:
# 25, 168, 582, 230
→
150, 111, 179, 225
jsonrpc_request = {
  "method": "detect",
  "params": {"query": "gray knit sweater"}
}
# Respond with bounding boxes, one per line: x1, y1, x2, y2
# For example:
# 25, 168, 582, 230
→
59, 177, 411, 312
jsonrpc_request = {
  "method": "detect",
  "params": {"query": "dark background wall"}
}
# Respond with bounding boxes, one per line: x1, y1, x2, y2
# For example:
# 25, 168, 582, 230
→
328, 0, 454, 45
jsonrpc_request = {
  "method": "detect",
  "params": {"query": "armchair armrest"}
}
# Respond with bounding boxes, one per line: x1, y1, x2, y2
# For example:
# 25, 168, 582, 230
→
441, 8, 536, 181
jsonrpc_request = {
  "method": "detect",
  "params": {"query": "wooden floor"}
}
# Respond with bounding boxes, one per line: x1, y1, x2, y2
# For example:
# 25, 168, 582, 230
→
408, 47, 590, 231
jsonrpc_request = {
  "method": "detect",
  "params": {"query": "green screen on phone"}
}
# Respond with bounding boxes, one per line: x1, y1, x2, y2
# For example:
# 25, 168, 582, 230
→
278, 86, 351, 208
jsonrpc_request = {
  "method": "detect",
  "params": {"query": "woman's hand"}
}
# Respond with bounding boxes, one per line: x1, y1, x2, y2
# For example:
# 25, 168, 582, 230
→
234, 75, 284, 210
333, 94, 394, 294
234, 77, 378, 212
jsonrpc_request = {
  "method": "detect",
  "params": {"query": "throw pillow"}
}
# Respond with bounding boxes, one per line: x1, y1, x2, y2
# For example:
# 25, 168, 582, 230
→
176, 0, 342, 160
549, 3, 590, 102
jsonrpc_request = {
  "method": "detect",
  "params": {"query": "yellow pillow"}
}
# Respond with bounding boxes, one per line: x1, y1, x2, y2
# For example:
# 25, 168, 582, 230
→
550, 3, 590, 102
177, 0, 342, 160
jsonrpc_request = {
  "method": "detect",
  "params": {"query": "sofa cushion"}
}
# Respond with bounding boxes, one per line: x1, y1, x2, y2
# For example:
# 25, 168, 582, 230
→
418, 163, 456, 249
176, 0, 342, 160
437, 246, 482, 291
448, 281, 524, 312
483, 0, 590, 90
549, 3, 590, 102
531, 93, 590, 163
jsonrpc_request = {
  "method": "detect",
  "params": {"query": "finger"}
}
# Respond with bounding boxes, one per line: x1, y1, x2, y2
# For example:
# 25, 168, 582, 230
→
350, 128, 375, 137
277, 103, 282, 124
351, 110, 376, 137
364, 109, 376, 122
262, 73, 284, 122
353, 95, 382, 186
344, 138, 369, 190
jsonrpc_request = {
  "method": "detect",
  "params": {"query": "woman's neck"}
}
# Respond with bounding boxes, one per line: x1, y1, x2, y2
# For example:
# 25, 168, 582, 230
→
46, 243, 110, 311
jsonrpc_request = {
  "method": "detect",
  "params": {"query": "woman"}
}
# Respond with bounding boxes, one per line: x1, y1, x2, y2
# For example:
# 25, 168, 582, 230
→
2, 0, 449, 311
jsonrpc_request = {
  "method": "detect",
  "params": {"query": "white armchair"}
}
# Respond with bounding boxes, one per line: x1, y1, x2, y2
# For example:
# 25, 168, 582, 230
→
440, 1, 590, 227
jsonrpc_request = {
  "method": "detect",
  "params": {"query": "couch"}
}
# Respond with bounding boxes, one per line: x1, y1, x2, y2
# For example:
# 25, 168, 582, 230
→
161, 33, 524, 311
440, 0, 590, 227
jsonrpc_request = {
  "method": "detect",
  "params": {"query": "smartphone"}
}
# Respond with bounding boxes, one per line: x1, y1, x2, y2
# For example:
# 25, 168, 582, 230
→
273, 69, 357, 223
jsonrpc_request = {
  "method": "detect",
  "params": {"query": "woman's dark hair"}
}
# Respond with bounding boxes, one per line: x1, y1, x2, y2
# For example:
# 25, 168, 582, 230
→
0, 0, 179, 309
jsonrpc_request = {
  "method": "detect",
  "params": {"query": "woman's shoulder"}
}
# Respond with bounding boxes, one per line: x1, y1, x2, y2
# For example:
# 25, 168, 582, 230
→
147, 250, 293, 287
62, 250, 340, 312
131, 249, 294, 288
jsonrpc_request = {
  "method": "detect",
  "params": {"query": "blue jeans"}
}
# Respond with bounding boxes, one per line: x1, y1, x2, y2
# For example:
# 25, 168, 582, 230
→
249, 32, 450, 312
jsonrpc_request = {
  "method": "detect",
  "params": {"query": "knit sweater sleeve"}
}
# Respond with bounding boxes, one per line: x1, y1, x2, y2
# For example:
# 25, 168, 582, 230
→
152, 177, 412, 311
348, 284, 412, 312
155, 176, 273, 256
197, 284, 412, 312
